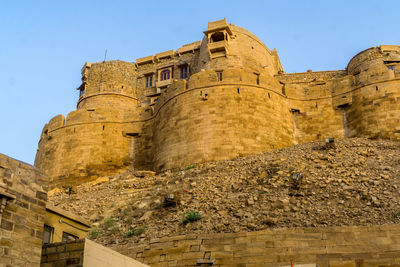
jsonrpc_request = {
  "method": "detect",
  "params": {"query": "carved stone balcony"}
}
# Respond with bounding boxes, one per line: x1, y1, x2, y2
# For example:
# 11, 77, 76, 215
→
145, 87, 161, 97
156, 79, 172, 88
208, 40, 229, 58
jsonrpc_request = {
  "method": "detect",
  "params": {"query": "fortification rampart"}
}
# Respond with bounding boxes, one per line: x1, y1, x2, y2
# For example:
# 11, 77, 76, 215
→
34, 19, 400, 186
34, 108, 143, 187
150, 68, 294, 170
113, 224, 400, 267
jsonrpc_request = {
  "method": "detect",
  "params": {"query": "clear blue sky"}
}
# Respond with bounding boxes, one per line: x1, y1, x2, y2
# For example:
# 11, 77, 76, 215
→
1, 0, 399, 165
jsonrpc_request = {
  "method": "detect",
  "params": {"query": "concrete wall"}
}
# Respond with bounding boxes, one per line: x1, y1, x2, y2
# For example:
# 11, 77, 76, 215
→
83, 239, 148, 267
0, 153, 47, 266
114, 224, 400, 267
41, 239, 148, 267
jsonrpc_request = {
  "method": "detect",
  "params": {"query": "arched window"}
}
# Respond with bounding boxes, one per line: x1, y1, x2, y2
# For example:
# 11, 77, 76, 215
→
210, 32, 225, 43
160, 70, 170, 81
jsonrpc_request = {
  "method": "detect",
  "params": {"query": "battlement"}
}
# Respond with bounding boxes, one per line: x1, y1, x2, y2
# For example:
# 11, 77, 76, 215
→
34, 20, 400, 187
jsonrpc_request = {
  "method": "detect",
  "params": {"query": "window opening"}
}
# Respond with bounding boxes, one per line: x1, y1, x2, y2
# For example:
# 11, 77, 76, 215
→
146, 75, 153, 87
237, 88, 240, 94
160, 70, 170, 81
216, 71, 223, 81
256, 74, 260, 85
388, 65, 395, 71
180, 65, 188, 79
43, 225, 54, 244
79, 88, 85, 97
62, 232, 79, 242
210, 32, 225, 43
268, 92, 271, 99
376, 86, 379, 91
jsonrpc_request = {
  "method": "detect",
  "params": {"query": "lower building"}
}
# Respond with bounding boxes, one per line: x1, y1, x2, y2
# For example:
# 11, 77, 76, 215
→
41, 238, 148, 267
43, 204, 90, 244
0, 153, 47, 266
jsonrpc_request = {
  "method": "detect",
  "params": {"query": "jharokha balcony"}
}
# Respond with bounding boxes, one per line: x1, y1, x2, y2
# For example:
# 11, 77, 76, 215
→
208, 40, 229, 58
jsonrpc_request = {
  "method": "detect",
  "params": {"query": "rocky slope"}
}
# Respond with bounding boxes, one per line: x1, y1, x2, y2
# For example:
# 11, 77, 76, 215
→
48, 138, 400, 246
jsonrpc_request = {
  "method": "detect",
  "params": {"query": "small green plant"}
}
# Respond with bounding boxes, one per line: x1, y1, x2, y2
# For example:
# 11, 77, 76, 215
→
123, 227, 145, 238
102, 217, 116, 229
89, 228, 103, 239
184, 165, 196, 170
182, 210, 201, 225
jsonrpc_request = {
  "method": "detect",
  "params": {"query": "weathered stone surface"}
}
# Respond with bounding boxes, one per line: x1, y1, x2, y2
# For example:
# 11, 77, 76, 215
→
33, 19, 400, 188
0, 153, 47, 266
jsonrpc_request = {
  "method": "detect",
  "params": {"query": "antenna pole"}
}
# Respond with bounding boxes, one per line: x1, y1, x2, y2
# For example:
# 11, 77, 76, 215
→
103, 49, 107, 62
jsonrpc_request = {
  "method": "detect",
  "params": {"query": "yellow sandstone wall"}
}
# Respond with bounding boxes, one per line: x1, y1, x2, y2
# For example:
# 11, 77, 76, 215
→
0, 153, 48, 266
34, 19, 400, 186
35, 60, 142, 187
113, 225, 400, 267
345, 46, 400, 139
151, 69, 294, 170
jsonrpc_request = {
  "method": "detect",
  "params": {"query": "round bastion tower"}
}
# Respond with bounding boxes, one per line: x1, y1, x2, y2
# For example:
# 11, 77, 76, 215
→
151, 19, 296, 170
345, 45, 400, 140
34, 20, 400, 187
35, 60, 140, 186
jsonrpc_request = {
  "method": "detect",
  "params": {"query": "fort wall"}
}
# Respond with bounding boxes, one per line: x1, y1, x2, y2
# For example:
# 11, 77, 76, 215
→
151, 69, 294, 170
113, 224, 400, 267
34, 19, 400, 186
277, 71, 349, 142
34, 109, 142, 187
345, 46, 400, 139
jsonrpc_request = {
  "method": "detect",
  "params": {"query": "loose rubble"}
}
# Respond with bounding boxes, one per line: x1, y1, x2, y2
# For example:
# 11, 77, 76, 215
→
48, 138, 400, 246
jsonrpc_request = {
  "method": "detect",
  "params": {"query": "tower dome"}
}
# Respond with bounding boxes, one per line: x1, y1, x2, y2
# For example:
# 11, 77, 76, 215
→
198, 19, 283, 75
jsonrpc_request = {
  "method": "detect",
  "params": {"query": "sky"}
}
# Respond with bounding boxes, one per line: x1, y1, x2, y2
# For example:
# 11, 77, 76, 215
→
1, 0, 399, 165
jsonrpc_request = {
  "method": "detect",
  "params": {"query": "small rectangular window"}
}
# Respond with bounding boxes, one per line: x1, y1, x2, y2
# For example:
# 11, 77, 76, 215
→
62, 232, 79, 242
79, 88, 85, 97
180, 65, 188, 79
43, 225, 54, 244
145, 76, 153, 87
216, 71, 223, 81
388, 65, 395, 71
160, 70, 171, 81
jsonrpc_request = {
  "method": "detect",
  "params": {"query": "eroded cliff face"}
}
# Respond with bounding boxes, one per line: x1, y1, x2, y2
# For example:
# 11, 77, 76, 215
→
34, 19, 400, 187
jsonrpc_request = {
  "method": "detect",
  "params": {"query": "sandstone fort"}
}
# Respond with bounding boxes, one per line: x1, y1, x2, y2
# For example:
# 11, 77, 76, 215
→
1, 19, 400, 267
34, 19, 400, 187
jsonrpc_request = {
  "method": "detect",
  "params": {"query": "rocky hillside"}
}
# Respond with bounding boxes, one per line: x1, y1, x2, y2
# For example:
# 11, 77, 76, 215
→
48, 138, 400, 246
